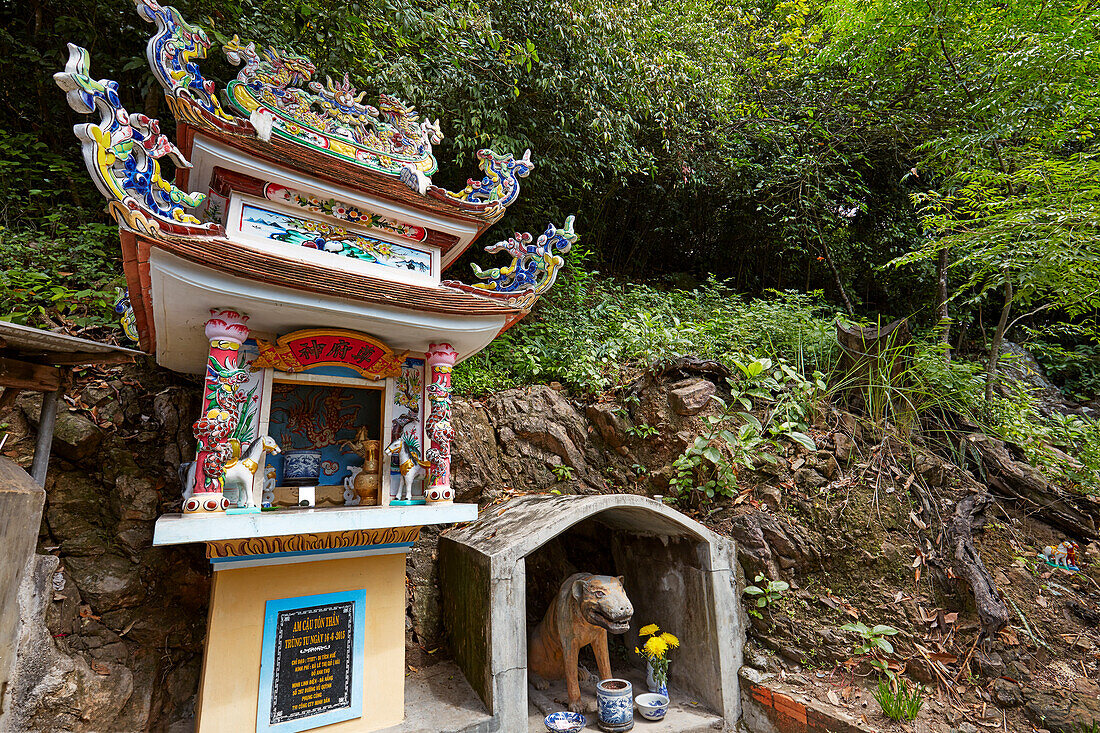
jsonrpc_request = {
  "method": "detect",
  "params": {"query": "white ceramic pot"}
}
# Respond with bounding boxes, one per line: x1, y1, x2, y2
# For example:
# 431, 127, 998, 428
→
596, 678, 633, 732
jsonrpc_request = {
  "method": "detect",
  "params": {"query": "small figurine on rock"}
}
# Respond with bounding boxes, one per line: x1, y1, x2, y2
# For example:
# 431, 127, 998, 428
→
1042, 541, 1080, 571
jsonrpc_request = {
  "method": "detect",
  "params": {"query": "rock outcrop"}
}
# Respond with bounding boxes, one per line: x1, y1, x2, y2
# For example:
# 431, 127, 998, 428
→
2, 374, 206, 732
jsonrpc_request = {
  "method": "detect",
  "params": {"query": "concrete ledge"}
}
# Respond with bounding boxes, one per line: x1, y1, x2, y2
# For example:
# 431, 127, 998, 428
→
376, 660, 497, 733
152, 503, 478, 545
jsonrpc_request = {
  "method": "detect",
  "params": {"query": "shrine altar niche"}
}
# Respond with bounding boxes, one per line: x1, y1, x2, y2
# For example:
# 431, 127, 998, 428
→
53, 1, 579, 730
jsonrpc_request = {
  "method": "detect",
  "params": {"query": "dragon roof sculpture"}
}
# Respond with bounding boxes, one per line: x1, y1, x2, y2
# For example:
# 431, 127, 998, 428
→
53, 43, 218, 236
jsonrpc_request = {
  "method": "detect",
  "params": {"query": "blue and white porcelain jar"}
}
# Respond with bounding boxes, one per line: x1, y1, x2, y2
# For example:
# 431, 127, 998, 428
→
596, 678, 633, 732
282, 450, 322, 485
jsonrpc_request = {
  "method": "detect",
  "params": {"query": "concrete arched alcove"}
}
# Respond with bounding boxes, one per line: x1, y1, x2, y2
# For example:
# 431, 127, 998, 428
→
439, 494, 744, 731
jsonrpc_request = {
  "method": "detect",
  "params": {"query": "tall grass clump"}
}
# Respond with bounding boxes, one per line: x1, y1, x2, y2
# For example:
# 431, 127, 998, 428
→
873, 678, 924, 721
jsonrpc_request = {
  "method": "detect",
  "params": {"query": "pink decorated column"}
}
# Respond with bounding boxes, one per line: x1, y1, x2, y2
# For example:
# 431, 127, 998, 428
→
184, 309, 250, 514
424, 343, 458, 504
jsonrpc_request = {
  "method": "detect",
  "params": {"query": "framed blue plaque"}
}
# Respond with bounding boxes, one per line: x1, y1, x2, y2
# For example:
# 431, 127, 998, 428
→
257, 590, 366, 733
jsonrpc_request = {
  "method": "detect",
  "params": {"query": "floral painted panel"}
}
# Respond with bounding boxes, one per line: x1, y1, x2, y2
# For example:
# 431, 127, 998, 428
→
265, 184, 427, 242
239, 202, 432, 274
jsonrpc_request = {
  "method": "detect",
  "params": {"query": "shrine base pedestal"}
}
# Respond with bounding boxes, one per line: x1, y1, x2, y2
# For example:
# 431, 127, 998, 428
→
196, 553, 406, 733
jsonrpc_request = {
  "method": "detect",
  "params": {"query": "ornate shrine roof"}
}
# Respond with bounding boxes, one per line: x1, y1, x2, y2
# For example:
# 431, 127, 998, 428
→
119, 230, 528, 353
53, 0, 579, 366
174, 122, 500, 230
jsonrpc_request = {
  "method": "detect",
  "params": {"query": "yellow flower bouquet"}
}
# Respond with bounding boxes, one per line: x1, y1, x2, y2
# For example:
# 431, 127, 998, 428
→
635, 624, 679, 689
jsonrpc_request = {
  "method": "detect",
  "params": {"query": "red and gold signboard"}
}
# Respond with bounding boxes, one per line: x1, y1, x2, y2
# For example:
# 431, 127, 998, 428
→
252, 329, 407, 380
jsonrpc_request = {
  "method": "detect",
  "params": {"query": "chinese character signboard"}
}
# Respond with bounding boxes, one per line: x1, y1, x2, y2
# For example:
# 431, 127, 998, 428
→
253, 329, 408, 381
258, 590, 366, 733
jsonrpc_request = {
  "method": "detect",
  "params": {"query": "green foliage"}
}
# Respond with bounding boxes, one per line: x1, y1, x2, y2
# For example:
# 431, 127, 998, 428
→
1024, 329, 1100, 400
873, 678, 924, 722
453, 280, 838, 396
743, 573, 790, 618
833, 0, 1100, 345
908, 342, 1100, 491
664, 356, 824, 504
730, 357, 824, 450
840, 621, 899, 656
0, 216, 123, 328
550, 464, 575, 482
667, 394, 765, 502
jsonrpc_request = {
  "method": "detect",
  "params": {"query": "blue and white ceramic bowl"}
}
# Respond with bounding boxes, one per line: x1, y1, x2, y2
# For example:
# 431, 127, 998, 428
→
635, 692, 669, 721
283, 450, 322, 484
544, 711, 586, 732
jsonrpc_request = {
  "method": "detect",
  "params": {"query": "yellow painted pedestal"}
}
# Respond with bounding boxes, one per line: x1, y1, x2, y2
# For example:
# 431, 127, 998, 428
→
196, 553, 406, 733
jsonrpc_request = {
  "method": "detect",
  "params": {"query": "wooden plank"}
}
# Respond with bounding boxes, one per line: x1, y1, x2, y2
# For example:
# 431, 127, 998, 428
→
37, 351, 137, 366
0, 357, 61, 392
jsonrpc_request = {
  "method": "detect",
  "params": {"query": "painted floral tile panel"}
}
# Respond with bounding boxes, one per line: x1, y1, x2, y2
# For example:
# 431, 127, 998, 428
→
239, 202, 432, 274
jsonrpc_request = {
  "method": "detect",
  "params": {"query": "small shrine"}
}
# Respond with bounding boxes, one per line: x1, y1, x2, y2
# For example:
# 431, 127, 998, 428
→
53, 3, 576, 731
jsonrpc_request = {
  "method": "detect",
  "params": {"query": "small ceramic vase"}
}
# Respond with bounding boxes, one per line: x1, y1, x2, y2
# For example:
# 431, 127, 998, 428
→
646, 660, 669, 697
596, 678, 633, 732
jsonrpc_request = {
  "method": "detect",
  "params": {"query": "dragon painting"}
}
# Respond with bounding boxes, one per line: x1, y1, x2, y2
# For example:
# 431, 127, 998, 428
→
270, 386, 360, 449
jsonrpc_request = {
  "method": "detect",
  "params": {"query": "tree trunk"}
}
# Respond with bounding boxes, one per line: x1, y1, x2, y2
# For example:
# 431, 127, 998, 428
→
984, 276, 1013, 402
942, 490, 1010, 639
937, 245, 951, 360
820, 234, 855, 315
836, 319, 914, 428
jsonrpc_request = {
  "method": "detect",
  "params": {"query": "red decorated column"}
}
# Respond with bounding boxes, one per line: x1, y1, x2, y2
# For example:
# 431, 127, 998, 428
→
424, 343, 458, 504
184, 309, 251, 514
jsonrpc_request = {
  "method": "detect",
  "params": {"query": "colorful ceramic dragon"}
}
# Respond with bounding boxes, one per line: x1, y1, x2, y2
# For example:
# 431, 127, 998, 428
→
309, 73, 377, 145
375, 94, 443, 157
424, 378, 455, 490
456, 216, 577, 310
192, 355, 252, 494
134, 0, 238, 125
224, 37, 320, 126
53, 44, 209, 232
224, 39, 441, 172
445, 148, 535, 209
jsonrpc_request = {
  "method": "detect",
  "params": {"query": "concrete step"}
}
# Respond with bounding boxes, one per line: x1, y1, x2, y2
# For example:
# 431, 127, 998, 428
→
527, 668, 725, 733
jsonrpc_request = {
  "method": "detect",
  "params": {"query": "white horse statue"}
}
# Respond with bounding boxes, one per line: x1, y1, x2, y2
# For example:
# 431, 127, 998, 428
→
384, 434, 430, 502
223, 436, 281, 508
